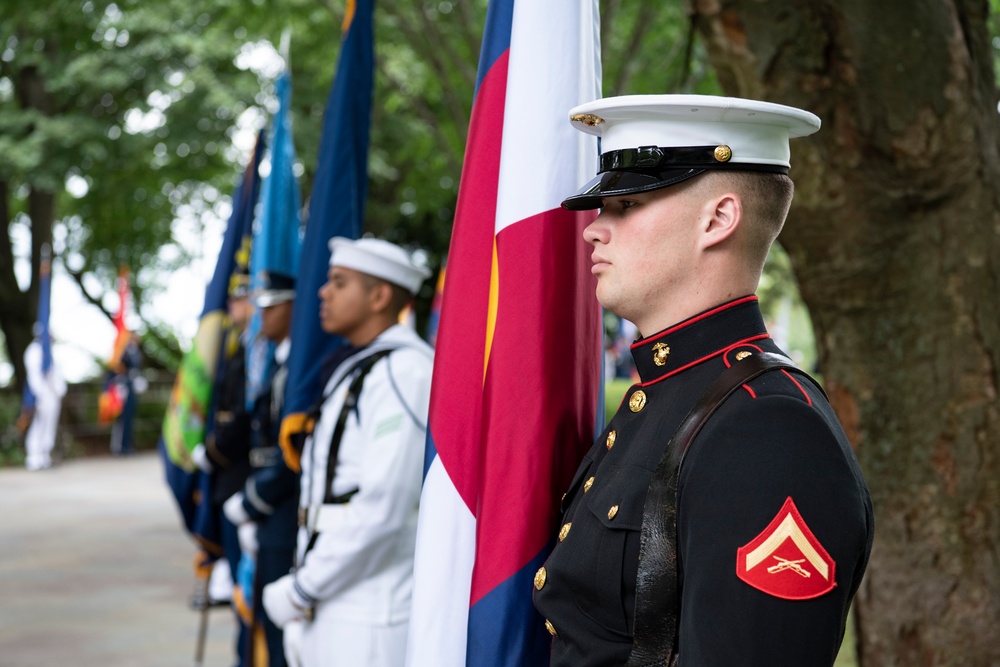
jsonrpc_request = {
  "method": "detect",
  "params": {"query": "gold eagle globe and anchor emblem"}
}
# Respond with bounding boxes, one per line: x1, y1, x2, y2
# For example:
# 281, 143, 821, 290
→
652, 342, 670, 366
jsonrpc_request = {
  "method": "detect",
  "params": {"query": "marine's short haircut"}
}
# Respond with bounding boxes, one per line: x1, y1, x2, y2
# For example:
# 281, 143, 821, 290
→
696, 170, 794, 271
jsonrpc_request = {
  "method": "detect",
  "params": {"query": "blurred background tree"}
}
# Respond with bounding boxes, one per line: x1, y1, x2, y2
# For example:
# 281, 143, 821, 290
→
0, 0, 730, 387
690, 0, 1000, 664
2, 0, 999, 664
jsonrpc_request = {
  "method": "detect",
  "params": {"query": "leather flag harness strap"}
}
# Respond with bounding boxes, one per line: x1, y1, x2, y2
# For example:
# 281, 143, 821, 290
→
625, 352, 828, 667
303, 349, 392, 556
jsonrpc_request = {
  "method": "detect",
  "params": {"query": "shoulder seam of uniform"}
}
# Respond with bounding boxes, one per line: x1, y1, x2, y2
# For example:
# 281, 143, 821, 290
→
780, 369, 813, 406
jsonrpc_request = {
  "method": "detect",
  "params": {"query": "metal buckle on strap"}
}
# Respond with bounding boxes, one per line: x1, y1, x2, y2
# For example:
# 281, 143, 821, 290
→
249, 446, 280, 468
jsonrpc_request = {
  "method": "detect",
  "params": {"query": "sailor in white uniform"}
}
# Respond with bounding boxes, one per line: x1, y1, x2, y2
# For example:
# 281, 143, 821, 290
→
263, 237, 433, 667
23, 330, 66, 471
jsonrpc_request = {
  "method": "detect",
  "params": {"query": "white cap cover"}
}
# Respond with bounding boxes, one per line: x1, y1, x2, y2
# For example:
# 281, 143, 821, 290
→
562, 94, 821, 210
328, 237, 432, 295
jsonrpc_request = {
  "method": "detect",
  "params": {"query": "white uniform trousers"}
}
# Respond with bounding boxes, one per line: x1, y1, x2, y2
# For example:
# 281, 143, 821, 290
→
302, 606, 408, 667
25, 400, 60, 470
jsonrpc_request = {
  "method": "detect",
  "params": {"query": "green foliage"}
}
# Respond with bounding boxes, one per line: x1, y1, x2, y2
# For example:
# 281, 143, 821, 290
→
992, 0, 1000, 85
0, 389, 26, 466
605, 378, 632, 425
0, 0, 724, 377
2, 0, 259, 276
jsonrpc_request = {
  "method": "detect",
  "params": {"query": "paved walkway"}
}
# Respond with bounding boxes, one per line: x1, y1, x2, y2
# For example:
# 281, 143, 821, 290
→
0, 452, 238, 667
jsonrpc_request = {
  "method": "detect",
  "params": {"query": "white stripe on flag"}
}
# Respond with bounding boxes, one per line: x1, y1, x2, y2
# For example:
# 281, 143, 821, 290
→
405, 456, 478, 667
495, 0, 601, 235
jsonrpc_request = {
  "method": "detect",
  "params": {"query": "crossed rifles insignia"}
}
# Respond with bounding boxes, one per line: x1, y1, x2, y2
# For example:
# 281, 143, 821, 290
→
736, 497, 836, 600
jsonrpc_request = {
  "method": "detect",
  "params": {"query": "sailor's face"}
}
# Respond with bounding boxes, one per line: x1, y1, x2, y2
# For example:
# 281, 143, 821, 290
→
260, 301, 292, 342
318, 266, 375, 338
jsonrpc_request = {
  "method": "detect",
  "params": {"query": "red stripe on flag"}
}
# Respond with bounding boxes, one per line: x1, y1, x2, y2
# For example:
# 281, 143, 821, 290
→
428, 50, 511, 512
470, 206, 600, 605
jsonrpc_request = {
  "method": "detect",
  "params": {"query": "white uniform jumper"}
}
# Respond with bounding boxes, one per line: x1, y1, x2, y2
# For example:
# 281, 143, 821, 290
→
294, 324, 432, 666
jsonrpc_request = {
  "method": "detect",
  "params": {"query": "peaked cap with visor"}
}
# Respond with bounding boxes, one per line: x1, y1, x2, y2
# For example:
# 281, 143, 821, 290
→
561, 95, 821, 211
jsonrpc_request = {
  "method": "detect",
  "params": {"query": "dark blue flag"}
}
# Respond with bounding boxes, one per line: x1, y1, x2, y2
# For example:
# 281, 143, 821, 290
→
279, 0, 375, 470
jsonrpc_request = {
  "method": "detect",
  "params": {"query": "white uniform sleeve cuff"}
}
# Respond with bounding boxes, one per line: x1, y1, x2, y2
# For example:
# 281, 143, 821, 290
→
223, 492, 251, 525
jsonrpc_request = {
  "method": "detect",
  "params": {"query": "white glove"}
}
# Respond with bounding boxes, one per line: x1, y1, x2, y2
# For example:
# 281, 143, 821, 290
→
237, 521, 258, 557
262, 574, 308, 628
191, 443, 213, 473
282, 618, 305, 667
223, 492, 251, 526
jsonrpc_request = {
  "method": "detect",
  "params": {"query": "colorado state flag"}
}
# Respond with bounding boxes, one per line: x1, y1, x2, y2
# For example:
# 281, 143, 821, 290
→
406, 2, 603, 665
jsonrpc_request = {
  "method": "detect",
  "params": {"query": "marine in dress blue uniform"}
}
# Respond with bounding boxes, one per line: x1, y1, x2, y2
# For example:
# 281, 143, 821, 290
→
192, 268, 254, 666
532, 95, 874, 666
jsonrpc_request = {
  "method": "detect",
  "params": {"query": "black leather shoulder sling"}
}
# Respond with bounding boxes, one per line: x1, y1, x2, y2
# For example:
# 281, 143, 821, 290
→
626, 352, 826, 667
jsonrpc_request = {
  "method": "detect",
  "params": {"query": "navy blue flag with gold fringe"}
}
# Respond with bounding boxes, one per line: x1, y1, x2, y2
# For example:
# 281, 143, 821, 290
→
278, 0, 375, 472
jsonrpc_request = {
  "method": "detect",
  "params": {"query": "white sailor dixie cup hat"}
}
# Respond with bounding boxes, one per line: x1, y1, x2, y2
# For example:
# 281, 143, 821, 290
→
562, 94, 821, 211
328, 237, 432, 296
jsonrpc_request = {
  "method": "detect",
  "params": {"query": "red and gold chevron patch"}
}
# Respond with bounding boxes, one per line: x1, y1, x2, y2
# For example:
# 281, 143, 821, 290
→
736, 497, 836, 600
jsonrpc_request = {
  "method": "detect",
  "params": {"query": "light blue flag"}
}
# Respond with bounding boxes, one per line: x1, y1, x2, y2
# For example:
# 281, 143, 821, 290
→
246, 69, 303, 409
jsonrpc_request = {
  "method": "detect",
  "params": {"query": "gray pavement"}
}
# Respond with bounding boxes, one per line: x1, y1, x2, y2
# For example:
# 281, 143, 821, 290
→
0, 452, 239, 667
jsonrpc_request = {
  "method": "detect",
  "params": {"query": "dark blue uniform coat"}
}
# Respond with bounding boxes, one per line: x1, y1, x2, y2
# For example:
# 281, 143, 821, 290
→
533, 296, 873, 666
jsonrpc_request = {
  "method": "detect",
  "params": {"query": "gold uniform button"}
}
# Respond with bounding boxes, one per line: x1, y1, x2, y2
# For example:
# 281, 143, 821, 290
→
608, 505, 619, 520
558, 522, 572, 541
606, 430, 617, 450
714, 145, 733, 162
534, 567, 547, 590
735, 350, 752, 361
652, 341, 670, 366
583, 476, 595, 493
545, 619, 557, 636
629, 390, 647, 412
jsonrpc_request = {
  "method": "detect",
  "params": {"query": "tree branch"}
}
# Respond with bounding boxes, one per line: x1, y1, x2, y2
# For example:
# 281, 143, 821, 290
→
454, 0, 484, 67
611, 4, 660, 95
377, 60, 464, 175
387, 6, 471, 142
415, 5, 478, 92
65, 265, 115, 321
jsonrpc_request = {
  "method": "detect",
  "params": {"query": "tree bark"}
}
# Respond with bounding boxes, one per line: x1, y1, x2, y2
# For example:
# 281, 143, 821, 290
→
0, 180, 34, 392
689, 0, 1000, 664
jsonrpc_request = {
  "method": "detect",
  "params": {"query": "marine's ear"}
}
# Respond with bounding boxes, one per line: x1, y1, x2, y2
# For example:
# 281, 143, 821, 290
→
698, 191, 742, 250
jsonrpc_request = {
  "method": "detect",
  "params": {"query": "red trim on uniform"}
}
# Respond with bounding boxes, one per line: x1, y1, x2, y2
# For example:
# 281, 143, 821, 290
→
741, 383, 757, 398
639, 334, 771, 389
721, 341, 766, 368
630, 296, 759, 351
781, 369, 812, 406
736, 497, 836, 600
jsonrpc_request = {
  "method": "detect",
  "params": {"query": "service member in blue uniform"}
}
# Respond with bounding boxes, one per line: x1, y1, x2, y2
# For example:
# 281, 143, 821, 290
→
224, 271, 300, 667
532, 95, 874, 666
192, 267, 254, 666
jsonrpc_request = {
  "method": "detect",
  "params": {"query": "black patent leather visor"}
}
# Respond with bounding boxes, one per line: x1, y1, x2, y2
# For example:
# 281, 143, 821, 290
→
561, 167, 707, 211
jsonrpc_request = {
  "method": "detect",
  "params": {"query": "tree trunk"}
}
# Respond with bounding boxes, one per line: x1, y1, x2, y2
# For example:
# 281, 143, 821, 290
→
0, 180, 35, 392
689, 0, 1000, 664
